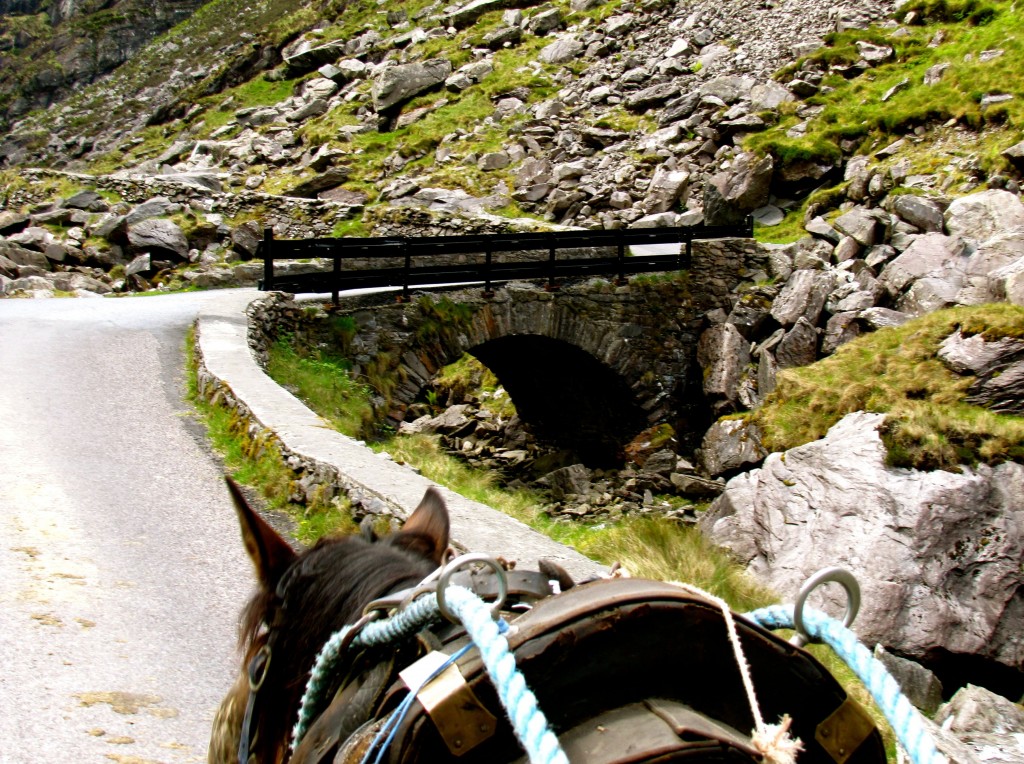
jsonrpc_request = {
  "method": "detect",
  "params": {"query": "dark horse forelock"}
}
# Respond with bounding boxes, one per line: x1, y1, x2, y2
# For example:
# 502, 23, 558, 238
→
236, 532, 441, 764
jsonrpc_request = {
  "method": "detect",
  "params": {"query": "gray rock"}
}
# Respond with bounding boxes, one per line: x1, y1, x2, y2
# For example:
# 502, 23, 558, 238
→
872, 646, 944, 714
833, 235, 862, 263
897, 276, 961, 316
537, 464, 592, 501
939, 330, 1024, 376
50, 271, 112, 295
935, 684, 1024, 737
805, 216, 841, 244
697, 323, 750, 413
7, 225, 55, 251
752, 205, 784, 226
642, 166, 689, 214
945, 189, 1024, 245
0, 253, 18, 278
703, 153, 773, 226
2, 274, 55, 296
670, 472, 724, 498
967, 360, 1024, 415
1003, 140, 1024, 171
538, 35, 584, 65
643, 449, 678, 476
924, 62, 951, 86
858, 306, 912, 330
125, 253, 153, 277
701, 412, 1024, 670
127, 218, 189, 260
0, 211, 30, 235
699, 75, 756, 104
285, 167, 351, 198
700, 419, 767, 478
447, 0, 506, 27
125, 196, 180, 225
231, 221, 263, 260
727, 289, 774, 339
877, 232, 968, 298
61, 189, 108, 212
770, 269, 833, 327
991, 256, 1024, 305
0, 240, 50, 270
372, 59, 453, 112
283, 39, 349, 75
527, 7, 562, 35
92, 213, 128, 242
822, 312, 862, 355
775, 317, 819, 368
892, 195, 945, 232
624, 81, 683, 112
478, 152, 510, 171
834, 207, 888, 247
286, 97, 330, 123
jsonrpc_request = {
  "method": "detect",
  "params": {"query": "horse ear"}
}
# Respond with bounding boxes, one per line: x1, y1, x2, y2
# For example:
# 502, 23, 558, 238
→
396, 486, 450, 565
225, 476, 297, 591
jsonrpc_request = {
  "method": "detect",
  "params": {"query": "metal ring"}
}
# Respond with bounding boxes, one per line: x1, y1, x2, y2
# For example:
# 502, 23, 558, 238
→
436, 553, 508, 623
790, 567, 861, 648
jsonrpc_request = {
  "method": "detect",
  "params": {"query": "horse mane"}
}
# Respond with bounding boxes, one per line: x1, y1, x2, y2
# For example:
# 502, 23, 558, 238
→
237, 530, 441, 763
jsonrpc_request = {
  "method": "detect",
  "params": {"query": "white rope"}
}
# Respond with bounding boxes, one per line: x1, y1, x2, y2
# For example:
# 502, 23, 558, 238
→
668, 580, 804, 764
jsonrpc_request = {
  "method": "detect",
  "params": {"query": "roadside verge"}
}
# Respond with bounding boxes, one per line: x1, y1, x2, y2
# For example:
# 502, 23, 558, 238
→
194, 289, 604, 580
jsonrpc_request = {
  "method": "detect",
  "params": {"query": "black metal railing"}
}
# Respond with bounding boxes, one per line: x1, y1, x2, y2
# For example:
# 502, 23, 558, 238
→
258, 219, 753, 302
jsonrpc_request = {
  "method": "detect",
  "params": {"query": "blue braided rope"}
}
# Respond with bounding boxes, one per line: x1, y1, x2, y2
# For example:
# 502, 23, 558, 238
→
291, 594, 443, 749
291, 586, 569, 764
443, 585, 569, 764
744, 605, 947, 764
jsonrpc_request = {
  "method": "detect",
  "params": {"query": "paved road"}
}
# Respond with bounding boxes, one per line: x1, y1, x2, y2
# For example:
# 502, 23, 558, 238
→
0, 290, 257, 763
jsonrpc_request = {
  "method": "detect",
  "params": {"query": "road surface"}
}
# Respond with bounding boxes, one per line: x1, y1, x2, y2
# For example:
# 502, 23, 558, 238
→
0, 290, 257, 763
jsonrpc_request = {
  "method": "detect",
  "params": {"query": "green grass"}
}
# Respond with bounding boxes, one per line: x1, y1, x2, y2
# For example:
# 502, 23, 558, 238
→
265, 338, 376, 437
752, 304, 1024, 470
187, 327, 358, 544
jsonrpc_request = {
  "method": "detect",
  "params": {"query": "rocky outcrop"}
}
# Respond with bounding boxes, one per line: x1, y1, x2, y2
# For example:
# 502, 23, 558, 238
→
0, 0, 208, 127
700, 412, 1024, 682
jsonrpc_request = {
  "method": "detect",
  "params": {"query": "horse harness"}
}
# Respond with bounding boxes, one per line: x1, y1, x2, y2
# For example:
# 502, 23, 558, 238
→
237, 563, 558, 764
267, 563, 886, 764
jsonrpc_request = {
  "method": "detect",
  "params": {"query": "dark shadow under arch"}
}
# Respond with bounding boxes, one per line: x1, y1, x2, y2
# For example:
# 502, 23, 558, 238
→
470, 335, 647, 466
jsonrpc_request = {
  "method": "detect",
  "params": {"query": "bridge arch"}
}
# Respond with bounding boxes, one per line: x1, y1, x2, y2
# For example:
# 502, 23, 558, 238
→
373, 283, 703, 464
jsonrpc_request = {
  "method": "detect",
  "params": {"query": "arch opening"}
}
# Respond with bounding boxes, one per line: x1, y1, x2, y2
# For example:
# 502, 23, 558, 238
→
469, 335, 647, 467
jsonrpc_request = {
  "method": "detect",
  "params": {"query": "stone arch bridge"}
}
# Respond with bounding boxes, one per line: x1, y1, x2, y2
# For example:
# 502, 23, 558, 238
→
253, 237, 760, 464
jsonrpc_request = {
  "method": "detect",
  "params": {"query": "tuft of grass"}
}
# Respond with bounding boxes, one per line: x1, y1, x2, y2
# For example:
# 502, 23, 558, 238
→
187, 327, 357, 544
265, 339, 376, 437
752, 304, 1024, 470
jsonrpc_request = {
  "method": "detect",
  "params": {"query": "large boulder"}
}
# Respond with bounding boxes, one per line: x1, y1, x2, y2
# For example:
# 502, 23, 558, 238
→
700, 412, 1024, 673
877, 232, 968, 301
945, 189, 1024, 245
703, 153, 773, 226
700, 419, 767, 478
697, 323, 750, 414
372, 59, 452, 113
769, 269, 833, 327
126, 219, 189, 260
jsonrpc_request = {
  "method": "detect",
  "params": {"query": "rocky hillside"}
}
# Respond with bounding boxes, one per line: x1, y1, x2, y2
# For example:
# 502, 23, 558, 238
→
0, 0, 210, 129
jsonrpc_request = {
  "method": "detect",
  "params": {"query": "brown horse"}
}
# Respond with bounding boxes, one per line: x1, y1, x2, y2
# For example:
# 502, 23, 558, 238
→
211, 478, 889, 764
210, 478, 449, 764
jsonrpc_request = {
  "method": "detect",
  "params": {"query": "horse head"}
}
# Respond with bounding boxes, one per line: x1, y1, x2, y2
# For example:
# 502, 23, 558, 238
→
209, 478, 449, 764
